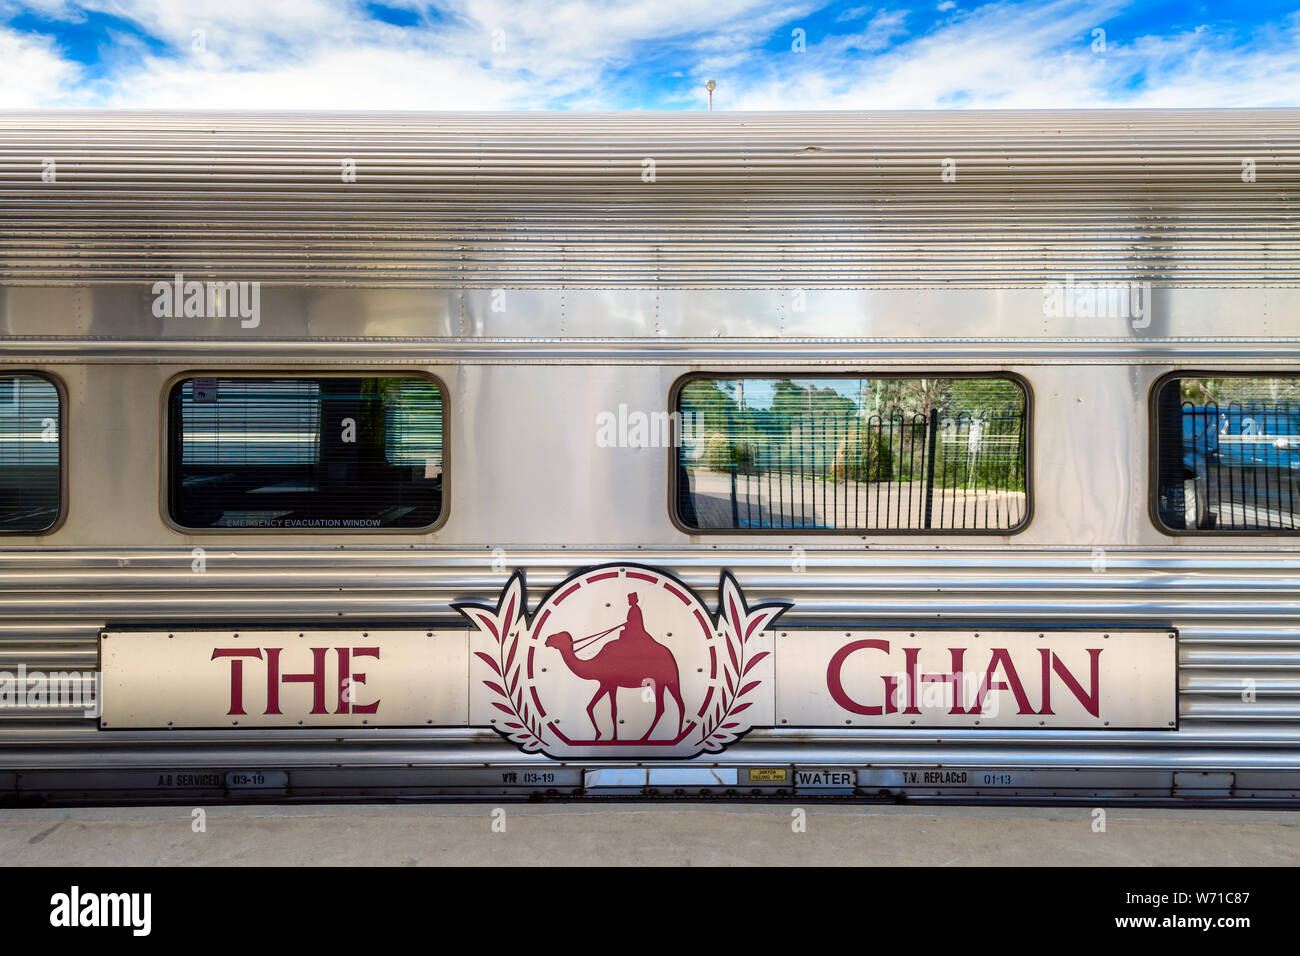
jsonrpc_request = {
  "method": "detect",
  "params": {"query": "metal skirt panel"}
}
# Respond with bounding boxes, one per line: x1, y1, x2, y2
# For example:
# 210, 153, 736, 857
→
0, 550, 1296, 771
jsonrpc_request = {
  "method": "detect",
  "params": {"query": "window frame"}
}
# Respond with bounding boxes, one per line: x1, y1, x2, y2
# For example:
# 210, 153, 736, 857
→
0, 369, 66, 537
666, 370, 1034, 537
1148, 368, 1300, 537
161, 369, 450, 535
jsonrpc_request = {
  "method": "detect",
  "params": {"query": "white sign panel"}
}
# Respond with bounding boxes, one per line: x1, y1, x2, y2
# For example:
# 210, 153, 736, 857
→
100, 629, 469, 728
97, 568, 1180, 744
776, 629, 1176, 729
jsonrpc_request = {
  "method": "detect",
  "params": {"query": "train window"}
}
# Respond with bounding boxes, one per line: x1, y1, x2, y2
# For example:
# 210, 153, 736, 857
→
168, 375, 444, 531
0, 374, 61, 534
1153, 375, 1300, 533
673, 375, 1028, 533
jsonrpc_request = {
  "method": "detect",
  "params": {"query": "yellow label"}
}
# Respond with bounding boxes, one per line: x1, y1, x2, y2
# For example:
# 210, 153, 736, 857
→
747, 768, 788, 783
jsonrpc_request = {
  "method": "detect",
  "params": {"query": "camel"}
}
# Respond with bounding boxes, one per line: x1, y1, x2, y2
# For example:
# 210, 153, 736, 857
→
544, 629, 685, 741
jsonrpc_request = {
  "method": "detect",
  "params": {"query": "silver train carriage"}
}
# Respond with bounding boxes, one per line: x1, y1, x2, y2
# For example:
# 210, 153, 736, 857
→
0, 109, 1297, 805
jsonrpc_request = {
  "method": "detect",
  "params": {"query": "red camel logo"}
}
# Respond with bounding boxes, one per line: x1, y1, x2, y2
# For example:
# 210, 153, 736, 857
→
456, 564, 788, 760
544, 593, 687, 741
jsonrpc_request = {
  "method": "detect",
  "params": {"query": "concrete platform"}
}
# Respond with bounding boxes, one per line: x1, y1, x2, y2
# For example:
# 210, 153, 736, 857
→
2, 803, 1298, 866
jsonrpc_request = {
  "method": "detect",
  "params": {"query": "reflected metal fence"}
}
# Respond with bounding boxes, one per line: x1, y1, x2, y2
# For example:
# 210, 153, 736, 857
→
683, 409, 1027, 531
1174, 402, 1300, 531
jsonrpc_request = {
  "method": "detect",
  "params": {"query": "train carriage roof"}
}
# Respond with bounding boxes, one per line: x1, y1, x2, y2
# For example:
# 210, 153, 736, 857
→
0, 109, 1297, 287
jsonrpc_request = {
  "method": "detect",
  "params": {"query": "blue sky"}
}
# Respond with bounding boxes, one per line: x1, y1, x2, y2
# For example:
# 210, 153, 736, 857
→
1, 0, 1297, 109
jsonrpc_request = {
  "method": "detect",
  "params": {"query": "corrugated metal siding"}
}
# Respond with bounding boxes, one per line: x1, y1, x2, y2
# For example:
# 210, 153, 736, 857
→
0, 549, 1296, 766
0, 109, 1297, 287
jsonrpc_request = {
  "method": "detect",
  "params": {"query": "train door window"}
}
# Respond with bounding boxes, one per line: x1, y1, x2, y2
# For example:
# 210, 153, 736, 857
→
0, 374, 61, 533
673, 375, 1029, 532
168, 375, 444, 531
1153, 374, 1300, 533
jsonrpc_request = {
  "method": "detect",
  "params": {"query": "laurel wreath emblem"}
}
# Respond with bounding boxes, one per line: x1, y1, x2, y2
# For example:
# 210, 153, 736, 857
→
458, 575, 546, 752
456, 567, 788, 757
695, 574, 784, 752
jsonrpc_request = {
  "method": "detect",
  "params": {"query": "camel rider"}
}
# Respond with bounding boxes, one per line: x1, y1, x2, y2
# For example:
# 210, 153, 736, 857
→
620, 592, 653, 643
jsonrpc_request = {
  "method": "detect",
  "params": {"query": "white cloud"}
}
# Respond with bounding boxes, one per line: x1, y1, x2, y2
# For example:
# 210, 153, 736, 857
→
0, 26, 80, 106
729, 1, 1300, 109
98, 45, 533, 110
1, 0, 811, 108
0, 0, 1296, 110
832, 9, 909, 53
835, 5, 874, 21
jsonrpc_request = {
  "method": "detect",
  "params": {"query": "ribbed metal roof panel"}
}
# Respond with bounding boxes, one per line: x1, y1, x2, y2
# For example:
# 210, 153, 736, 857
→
0, 109, 1296, 286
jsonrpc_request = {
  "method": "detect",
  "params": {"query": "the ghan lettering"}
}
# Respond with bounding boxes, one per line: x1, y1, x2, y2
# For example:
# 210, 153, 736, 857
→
827, 640, 1103, 718
211, 646, 380, 716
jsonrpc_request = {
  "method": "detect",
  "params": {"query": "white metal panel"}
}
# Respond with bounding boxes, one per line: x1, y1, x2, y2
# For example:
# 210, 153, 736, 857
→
2, 284, 1299, 350
100, 629, 469, 729
773, 629, 1177, 729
